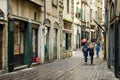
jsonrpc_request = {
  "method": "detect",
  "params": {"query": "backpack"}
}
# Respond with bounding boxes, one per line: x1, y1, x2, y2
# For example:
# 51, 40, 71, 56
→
83, 47, 88, 52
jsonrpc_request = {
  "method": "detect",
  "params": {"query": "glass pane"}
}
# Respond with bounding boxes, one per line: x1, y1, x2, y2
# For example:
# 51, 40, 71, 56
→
20, 32, 24, 54
32, 30, 36, 53
14, 26, 20, 55
63, 33, 66, 51
68, 34, 71, 50
32, 29, 38, 59
44, 27, 49, 61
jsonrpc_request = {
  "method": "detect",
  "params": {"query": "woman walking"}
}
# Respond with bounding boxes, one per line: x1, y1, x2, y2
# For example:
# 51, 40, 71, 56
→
89, 43, 94, 64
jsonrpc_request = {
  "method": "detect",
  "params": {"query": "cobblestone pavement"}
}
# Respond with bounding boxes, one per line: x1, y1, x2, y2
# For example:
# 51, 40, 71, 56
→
0, 50, 119, 80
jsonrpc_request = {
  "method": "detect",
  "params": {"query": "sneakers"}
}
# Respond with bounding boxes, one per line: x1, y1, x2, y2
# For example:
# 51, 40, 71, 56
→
96, 55, 99, 58
90, 62, 94, 65
84, 62, 94, 65
84, 62, 87, 65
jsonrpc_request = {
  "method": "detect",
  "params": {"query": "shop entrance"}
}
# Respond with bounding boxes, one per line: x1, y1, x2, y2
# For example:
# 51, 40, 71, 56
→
53, 29, 58, 60
14, 21, 25, 67
45, 27, 50, 62
32, 24, 39, 62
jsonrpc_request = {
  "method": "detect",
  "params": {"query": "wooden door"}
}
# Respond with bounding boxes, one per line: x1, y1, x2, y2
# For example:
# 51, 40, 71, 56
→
109, 24, 115, 68
53, 29, 57, 60
45, 27, 50, 62
115, 21, 120, 77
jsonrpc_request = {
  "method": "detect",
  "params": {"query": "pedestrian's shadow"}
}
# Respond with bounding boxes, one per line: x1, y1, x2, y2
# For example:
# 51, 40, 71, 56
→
82, 63, 96, 66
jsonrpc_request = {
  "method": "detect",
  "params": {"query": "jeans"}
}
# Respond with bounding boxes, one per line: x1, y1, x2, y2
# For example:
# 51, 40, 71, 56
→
96, 51, 99, 57
90, 56, 93, 64
84, 56, 87, 62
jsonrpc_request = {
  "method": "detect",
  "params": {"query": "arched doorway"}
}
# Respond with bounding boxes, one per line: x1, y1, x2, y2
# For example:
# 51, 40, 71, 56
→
44, 19, 51, 62
53, 22, 59, 60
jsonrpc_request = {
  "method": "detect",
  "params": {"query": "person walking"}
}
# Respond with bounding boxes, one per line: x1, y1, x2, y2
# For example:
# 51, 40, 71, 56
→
96, 43, 100, 58
88, 43, 94, 64
82, 43, 89, 64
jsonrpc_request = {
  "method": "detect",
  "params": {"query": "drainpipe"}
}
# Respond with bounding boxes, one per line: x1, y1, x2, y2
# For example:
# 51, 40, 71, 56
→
44, 0, 46, 24
7, 0, 14, 72
7, 0, 11, 17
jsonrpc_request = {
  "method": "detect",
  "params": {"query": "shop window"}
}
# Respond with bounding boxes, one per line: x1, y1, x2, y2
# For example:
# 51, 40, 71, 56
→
34, 11, 37, 21
85, 32, 89, 40
63, 33, 71, 50
32, 29, 38, 62
14, 23, 25, 67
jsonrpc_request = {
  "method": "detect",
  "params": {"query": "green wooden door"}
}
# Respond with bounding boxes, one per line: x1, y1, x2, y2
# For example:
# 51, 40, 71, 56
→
8, 19, 14, 72
53, 29, 57, 60
45, 27, 50, 62
24, 22, 32, 65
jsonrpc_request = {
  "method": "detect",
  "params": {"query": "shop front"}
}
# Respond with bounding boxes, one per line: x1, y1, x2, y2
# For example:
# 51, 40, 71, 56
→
53, 22, 59, 60
32, 24, 39, 62
44, 19, 51, 62
61, 20, 72, 59
8, 19, 33, 72
13, 20, 26, 67
76, 29, 81, 49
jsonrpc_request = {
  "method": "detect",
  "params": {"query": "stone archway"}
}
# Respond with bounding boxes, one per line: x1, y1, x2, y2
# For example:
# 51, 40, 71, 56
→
45, 19, 51, 27
44, 19, 51, 62
53, 22, 59, 60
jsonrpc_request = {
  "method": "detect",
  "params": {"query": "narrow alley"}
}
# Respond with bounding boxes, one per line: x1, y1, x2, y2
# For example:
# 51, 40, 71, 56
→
0, 50, 118, 80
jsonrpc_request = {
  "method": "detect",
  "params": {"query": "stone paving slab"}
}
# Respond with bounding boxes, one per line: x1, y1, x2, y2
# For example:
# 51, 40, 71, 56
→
0, 50, 119, 80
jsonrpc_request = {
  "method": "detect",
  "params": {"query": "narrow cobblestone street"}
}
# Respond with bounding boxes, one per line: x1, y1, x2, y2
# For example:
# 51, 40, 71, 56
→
0, 50, 118, 80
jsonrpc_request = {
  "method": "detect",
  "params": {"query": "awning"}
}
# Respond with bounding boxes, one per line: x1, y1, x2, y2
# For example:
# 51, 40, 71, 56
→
30, 0, 44, 7
93, 19, 105, 31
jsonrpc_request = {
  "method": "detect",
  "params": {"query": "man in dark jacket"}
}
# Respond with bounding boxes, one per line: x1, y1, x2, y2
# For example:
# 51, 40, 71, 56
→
82, 43, 88, 64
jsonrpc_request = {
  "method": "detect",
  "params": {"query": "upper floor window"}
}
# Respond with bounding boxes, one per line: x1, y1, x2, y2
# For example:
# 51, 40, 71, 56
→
90, 9, 92, 21
110, 3, 114, 18
98, 7, 99, 18
90, 0, 92, 4
76, 7, 80, 18
34, 11, 37, 21
100, 8, 102, 17
52, 0, 58, 7
95, 11, 97, 20
67, 0, 69, 13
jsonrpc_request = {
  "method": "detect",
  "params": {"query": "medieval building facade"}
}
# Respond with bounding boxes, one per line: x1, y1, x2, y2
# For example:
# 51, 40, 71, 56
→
0, 0, 104, 74
105, 0, 120, 78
